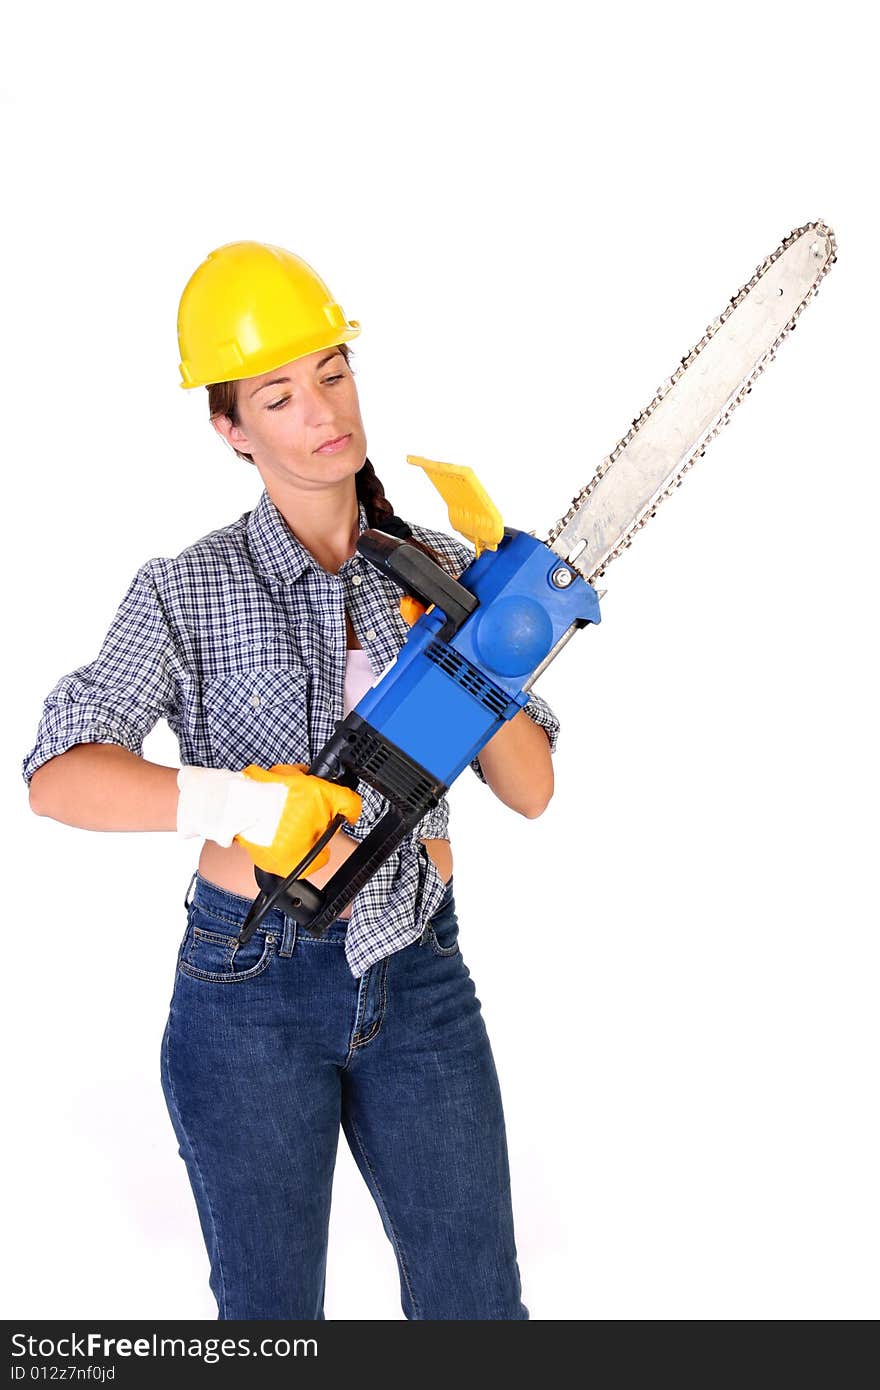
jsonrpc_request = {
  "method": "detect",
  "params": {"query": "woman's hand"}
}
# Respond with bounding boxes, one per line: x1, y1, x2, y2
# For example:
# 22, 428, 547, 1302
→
176, 764, 362, 876
235, 764, 362, 876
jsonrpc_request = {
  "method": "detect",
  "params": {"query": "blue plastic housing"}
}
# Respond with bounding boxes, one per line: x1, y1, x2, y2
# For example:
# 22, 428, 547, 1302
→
353, 528, 601, 785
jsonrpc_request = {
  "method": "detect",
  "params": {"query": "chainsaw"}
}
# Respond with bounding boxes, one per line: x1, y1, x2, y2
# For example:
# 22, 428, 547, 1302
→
238, 219, 837, 945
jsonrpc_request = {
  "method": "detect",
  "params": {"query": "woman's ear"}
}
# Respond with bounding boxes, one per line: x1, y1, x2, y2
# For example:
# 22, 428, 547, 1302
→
211, 414, 250, 451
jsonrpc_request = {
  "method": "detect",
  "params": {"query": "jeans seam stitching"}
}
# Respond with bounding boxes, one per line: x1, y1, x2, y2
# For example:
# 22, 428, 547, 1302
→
428, 932, 460, 957
189, 902, 265, 931
350, 958, 388, 1048
350, 970, 369, 1047
345, 1109, 420, 1319
162, 1006, 227, 1317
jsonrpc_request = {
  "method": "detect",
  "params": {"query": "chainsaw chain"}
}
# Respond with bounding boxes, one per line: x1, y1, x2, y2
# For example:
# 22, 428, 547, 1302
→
544, 220, 838, 581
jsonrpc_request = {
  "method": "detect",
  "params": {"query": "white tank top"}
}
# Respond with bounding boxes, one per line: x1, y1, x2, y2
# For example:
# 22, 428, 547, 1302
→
342, 646, 376, 717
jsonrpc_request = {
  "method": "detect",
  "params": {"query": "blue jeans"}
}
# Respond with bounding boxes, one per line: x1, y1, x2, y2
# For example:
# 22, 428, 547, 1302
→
160, 871, 529, 1320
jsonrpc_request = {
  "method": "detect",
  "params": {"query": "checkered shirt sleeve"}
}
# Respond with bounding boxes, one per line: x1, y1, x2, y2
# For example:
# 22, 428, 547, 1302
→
22, 563, 183, 786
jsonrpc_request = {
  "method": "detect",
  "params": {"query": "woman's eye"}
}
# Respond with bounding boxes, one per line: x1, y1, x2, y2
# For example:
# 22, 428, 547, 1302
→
268, 375, 343, 410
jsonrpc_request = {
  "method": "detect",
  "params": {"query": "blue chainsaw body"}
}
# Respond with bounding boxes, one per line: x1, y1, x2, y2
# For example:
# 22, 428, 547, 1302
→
244, 525, 601, 941
352, 527, 601, 785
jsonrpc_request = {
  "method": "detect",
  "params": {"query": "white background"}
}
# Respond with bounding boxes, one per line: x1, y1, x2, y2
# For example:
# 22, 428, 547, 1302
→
3, 0, 876, 1321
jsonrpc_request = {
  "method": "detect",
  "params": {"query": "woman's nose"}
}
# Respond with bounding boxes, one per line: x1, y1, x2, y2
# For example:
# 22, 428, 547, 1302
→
300, 381, 334, 424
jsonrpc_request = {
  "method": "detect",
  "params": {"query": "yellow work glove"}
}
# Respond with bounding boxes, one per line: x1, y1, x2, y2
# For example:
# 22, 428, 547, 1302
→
235, 763, 363, 877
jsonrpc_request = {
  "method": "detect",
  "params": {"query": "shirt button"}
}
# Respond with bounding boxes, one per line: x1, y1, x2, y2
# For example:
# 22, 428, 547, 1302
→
250, 693, 261, 708
364, 629, 376, 641
351, 575, 362, 586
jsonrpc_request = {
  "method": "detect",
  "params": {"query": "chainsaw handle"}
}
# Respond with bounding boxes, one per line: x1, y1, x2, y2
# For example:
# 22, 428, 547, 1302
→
240, 723, 442, 939
355, 529, 478, 637
252, 801, 425, 936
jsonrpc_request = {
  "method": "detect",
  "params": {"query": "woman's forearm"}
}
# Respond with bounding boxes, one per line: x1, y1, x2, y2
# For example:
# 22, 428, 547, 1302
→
475, 709, 554, 817
27, 717, 554, 833
28, 744, 180, 831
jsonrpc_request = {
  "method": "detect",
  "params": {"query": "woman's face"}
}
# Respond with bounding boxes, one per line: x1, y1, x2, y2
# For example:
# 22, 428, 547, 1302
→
212, 345, 367, 492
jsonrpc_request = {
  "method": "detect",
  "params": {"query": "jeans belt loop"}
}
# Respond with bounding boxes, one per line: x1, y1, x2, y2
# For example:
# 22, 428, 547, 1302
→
280, 915, 297, 958
183, 870, 198, 911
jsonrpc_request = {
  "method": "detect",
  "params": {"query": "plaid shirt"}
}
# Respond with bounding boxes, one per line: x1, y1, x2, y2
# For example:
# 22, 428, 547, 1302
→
22, 488, 561, 977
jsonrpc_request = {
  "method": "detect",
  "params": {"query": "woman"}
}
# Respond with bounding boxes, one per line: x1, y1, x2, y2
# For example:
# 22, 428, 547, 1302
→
23, 241, 561, 1320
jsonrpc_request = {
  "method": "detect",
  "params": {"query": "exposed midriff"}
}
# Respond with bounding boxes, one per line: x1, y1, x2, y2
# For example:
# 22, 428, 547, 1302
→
197, 833, 452, 917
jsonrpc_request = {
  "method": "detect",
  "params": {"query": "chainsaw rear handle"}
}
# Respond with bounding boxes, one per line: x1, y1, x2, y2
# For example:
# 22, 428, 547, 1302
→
250, 704, 453, 937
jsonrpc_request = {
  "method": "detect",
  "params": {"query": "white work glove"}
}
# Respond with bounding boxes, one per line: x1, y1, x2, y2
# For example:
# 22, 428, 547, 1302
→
176, 766, 288, 848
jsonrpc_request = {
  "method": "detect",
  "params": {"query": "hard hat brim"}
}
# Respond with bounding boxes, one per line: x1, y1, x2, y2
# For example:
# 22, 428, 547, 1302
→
179, 320, 361, 389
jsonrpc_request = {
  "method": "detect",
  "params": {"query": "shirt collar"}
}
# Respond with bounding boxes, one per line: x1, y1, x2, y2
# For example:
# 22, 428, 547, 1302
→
247, 488, 370, 583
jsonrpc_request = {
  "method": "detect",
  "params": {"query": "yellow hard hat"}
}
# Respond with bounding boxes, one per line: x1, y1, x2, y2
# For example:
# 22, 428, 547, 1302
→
177, 241, 361, 389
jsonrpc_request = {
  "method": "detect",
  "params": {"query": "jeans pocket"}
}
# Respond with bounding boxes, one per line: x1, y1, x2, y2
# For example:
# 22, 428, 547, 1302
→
178, 905, 278, 983
426, 900, 460, 957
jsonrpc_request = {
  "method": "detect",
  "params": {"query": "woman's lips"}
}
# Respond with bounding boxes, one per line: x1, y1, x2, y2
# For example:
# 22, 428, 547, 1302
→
315, 434, 351, 454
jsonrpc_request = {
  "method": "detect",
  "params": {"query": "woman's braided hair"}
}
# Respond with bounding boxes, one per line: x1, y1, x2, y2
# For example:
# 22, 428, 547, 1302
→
206, 343, 455, 574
